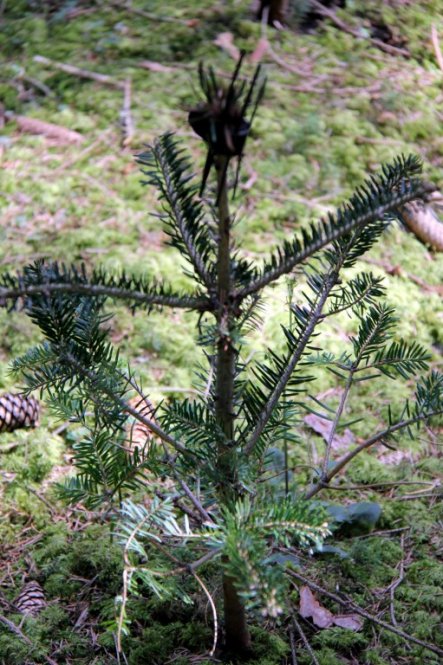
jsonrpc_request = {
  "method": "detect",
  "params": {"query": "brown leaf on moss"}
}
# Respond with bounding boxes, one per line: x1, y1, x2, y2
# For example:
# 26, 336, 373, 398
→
304, 413, 355, 450
299, 585, 363, 631
213, 32, 240, 60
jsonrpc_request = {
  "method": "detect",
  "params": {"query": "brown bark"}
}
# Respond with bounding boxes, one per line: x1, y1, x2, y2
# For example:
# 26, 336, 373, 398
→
214, 157, 252, 652
399, 198, 443, 251
214, 156, 238, 499
223, 568, 252, 654
257, 0, 289, 26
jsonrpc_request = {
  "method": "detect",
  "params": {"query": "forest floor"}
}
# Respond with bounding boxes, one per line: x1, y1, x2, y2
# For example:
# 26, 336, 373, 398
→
0, 1, 442, 664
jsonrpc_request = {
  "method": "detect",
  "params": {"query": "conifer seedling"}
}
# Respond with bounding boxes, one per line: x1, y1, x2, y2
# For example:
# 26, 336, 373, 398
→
0, 58, 442, 658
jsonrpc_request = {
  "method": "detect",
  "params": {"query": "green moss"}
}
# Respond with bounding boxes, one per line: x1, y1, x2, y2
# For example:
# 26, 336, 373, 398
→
297, 646, 346, 665
312, 626, 368, 652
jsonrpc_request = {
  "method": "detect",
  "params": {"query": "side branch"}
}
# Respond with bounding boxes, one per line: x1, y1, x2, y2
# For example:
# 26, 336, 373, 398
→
243, 272, 338, 456
64, 352, 190, 456
236, 185, 433, 300
304, 411, 443, 499
0, 283, 212, 312
157, 151, 215, 292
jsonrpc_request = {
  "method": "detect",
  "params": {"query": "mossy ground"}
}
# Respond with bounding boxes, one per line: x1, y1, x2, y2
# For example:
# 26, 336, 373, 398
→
0, 1, 442, 663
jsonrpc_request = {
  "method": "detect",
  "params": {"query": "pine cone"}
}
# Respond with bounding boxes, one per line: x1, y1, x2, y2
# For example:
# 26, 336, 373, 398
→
14, 581, 46, 616
0, 393, 40, 434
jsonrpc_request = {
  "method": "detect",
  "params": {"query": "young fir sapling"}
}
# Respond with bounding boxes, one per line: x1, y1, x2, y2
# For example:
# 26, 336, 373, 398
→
0, 57, 442, 657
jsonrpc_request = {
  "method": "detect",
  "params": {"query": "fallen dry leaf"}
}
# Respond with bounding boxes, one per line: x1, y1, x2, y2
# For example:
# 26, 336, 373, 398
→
333, 614, 364, 630
250, 37, 269, 63
139, 60, 178, 73
304, 413, 355, 450
378, 449, 415, 465
299, 585, 334, 628
299, 586, 363, 631
213, 32, 240, 60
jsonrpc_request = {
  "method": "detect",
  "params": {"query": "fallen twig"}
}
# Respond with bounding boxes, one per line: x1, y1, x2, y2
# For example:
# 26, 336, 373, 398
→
33, 55, 124, 89
362, 257, 443, 295
120, 78, 135, 148
291, 615, 320, 665
138, 60, 179, 74
214, 32, 240, 61
0, 613, 33, 644
260, 6, 326, 77
25, 486, 57, 516
323, 480, 435, 492
192, 572, 218, 657
0, 614, 58, 664
398, 490, 441, 501
305, 412, 443, 499
51, 130, 112, 175
287, 569, 443, 658
108, 0, 191, 26
431, 25, 443, 73
288, 624, 298, 665
15, 71, 55, 98
310, 1, 410, 58
399, 198, 443, 251
5, 111, 85, 144
354, 526, 410, 540
0, 440, 26, 453
387, 532, 408, 626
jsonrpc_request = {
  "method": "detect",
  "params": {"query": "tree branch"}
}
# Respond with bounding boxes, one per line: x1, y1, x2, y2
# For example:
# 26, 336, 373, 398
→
156, 147, 215, 293
305, 410, 443, 499
309, 1, 410, 59
0, 282, 211, 311
63, 352, 190, 457
321, 310, 392, 476
243, 271, 338, 456
236, 185, 433, 300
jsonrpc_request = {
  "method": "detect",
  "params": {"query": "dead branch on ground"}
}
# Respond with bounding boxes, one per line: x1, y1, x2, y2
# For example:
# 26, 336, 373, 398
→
5, 111, 85, 144
33, 55, 124, 89
309, 1, 410, 58
120, 78, 135, 148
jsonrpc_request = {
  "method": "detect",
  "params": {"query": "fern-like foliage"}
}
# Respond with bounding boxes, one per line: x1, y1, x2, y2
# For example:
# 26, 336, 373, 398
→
160, 399, 222, 474
324, 271, 386, 317
369, 339, 431, 379
58, 427, 162, 508
221, 497, 330, 616
0, 259, 210, 312
118, 494, 329, 620
350, 303, 397, 361
238, 154, 427, 299
137, 133, 216, 290
9, 284, 175, 506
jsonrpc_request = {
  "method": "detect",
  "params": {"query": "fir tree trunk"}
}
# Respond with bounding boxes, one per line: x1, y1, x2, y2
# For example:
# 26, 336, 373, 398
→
257, 0, 289, 26
222, 564, 252, 653
214, 156, 238, 500
214, 157, 252, 653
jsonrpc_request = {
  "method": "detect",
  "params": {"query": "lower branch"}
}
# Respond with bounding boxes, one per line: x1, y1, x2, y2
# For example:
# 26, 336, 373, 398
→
304, 411, 443, 499
237, 184, 433, 300
0, 282, 211, 312
64, 353, 190, 456
244, 271, 338, 456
